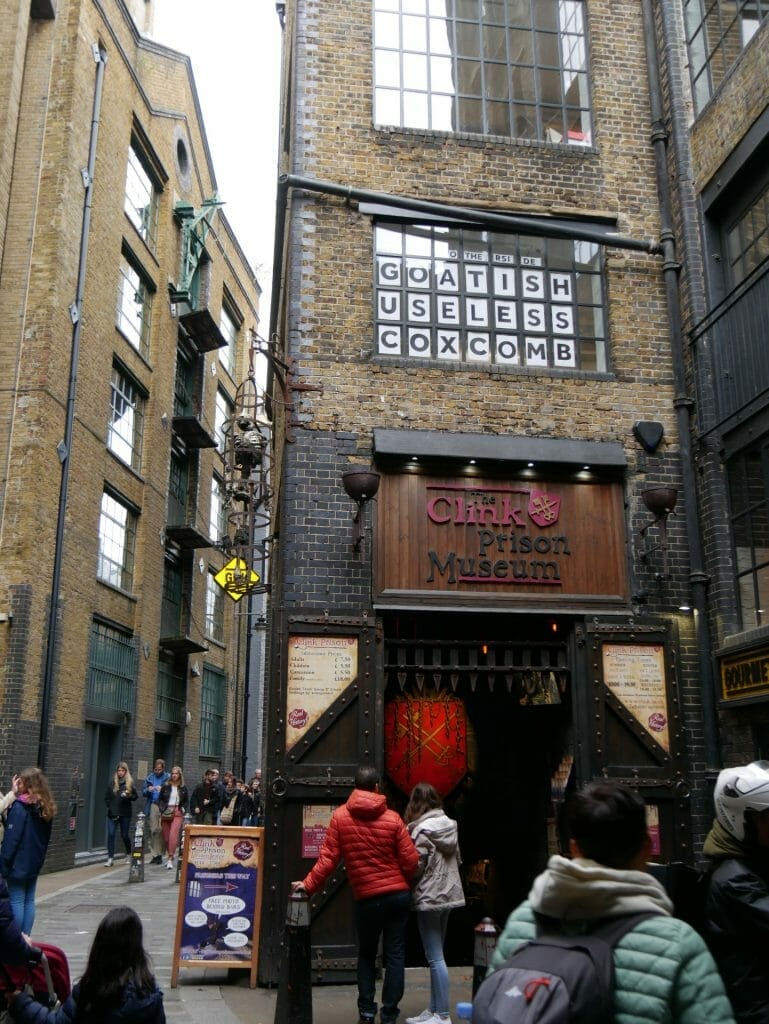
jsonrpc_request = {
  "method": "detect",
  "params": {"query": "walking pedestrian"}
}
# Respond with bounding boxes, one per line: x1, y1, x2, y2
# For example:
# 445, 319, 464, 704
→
158, 767, 188, 870
190, 770, 219, 823
486, 781, 735, 1024
404, 782, 465, 1024
703, 760, 769, 1024
103, 762, 138, 867
0, 768, 56, 935
0, 773, 19, 844
5, 905, 165, 1022
190, 769, 219, 824
292, 765, 418, 1024
142, 759, 169, 865
0, 871, 39, 965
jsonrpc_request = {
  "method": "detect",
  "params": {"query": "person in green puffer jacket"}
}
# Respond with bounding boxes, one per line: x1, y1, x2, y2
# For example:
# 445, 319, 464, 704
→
487, 781, 735, 1024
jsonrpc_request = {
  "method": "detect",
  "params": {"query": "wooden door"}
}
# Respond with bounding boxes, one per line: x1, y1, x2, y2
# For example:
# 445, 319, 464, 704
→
575, 619, 692, 860
258, 611, 382, 985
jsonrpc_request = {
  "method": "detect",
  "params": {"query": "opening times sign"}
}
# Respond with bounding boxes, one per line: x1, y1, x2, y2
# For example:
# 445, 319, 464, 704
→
286, 636, 359, 748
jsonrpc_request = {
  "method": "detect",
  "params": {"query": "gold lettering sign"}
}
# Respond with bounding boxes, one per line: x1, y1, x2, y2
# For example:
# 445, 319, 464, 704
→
720, 649, 769, 702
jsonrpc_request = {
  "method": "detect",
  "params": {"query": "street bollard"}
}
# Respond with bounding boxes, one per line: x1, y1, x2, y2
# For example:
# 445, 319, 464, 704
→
128, 811, 145, 883
472, 917, 499, 996
273, 891, 313, 1024
175, 811, 192, 884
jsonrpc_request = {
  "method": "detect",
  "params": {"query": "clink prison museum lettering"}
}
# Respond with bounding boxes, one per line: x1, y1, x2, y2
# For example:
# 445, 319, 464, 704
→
424, 486, 569, 586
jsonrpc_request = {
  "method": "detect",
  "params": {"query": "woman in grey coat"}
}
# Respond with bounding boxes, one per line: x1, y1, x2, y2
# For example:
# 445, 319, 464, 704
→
405, 783, 465, 1024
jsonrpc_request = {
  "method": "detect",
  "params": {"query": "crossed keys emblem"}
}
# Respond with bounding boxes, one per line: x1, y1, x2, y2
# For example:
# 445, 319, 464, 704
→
528, 490, 561, 527
388, 704, 461, 774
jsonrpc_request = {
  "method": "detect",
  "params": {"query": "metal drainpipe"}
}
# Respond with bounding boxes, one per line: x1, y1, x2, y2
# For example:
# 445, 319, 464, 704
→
279, 173, 662, 255
38, 43, 107, 770
640, 0, 720, 772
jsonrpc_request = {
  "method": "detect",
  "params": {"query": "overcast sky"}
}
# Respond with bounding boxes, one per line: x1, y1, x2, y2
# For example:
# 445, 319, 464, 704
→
151, 1, 282, 331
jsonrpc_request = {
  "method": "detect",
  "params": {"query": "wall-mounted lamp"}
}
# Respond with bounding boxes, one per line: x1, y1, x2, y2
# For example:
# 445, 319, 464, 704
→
640, 486, 678, 577
341, 470, 381, 552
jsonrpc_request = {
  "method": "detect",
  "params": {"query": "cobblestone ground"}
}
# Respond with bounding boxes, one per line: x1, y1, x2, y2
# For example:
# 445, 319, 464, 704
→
32, 858, 473, 1024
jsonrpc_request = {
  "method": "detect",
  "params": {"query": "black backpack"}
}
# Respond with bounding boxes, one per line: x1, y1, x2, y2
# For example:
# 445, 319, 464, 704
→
472, 912, 655, 1024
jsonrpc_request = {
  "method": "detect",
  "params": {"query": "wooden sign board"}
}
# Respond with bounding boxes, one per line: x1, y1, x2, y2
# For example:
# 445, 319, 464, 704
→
375, 473, 629, 607
171, 825, 264, 989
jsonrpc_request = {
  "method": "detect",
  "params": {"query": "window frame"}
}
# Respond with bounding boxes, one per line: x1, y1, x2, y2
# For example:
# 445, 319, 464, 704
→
97, 488, 138, 592
373, 0, 592, 145
200, 665, 226, 758
373, 219, 609, 373
685, 0, 769, 116
218, 300, 241, 378
726, 438, 769, 631
215, 388, 234, 453
205, 570, 225, 642
107, 361, 146, 472
86, 619, 137, 713
124, 139, 160, 250
116, 247, 154, 359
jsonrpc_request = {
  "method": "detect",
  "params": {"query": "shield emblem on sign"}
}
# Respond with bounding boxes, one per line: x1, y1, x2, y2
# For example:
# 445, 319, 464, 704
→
385, 695, 469, 798
528, 490, 561, 528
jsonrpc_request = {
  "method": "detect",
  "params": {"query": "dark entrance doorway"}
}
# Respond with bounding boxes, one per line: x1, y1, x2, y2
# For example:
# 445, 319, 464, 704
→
381, 610, 574, 965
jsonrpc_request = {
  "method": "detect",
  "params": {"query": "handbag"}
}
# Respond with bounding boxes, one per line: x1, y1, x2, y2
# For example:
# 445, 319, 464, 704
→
160, 806, 175, 820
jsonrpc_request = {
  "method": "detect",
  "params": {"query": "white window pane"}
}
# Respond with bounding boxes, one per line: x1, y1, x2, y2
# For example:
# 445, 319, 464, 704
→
403, 52, 429, 90
375, 88, 403, 126
430, 55, 455, 91
376, 49, 402, 87
430, 93, 455, 130
403, 13, 428, 50
429, 16, 452, 54
375, 10, 400, 46
403, 91, 430, 127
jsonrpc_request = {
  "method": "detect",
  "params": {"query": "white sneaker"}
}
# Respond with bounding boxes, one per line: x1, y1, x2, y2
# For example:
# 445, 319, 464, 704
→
405, 1012, 434, 1024
105, 857, 113, 867
166, 859, 174, 870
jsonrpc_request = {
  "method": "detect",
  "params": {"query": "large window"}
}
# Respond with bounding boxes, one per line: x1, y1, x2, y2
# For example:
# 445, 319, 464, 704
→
116, 250, 153, 358
727, 442, 769, 630
210, 474, 225, 543
124, 141, 159, 248
200, 666, 226, 757
725, 177, 769, 287
215, 389, 233, 453
374, 0, 591, 144
685, 0, 768, 114
108, 363, 145, 471
219, 303, 240, 377
375, 222, 607, 371
205, 571, 225, 642
86, 620, 136, 713
97, 490, 137, 591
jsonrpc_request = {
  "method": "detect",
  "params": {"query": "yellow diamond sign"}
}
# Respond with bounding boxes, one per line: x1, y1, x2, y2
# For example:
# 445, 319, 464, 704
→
214, 558, 260, 601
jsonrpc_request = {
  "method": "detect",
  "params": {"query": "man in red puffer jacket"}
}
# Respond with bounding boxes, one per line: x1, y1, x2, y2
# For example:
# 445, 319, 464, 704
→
292, 765, 418, 1024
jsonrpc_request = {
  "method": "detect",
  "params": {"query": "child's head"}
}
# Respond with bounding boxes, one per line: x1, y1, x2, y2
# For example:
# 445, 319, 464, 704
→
80, 906, 155, 1010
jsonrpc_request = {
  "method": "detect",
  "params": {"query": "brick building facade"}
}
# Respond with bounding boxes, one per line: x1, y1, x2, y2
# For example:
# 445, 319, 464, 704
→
257, 0, 769, 981
0, 0, 261, 866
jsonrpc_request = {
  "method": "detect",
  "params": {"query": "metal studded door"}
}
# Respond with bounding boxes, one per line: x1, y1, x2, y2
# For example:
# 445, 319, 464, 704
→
575, 620, 692, 861
258, 611, 382, 985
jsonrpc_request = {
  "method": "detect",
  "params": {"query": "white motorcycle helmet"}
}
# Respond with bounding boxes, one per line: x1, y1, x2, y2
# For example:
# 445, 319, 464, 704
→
714, 760, 769, 840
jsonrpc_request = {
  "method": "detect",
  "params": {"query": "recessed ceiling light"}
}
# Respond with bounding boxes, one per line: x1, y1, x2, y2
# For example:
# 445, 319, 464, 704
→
527, 462, 534, 468
411, 456, 418, 461
469, 459, 476, 465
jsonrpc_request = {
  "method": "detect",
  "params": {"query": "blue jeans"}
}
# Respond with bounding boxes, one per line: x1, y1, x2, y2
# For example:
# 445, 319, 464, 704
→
8, 878, 38, 935
355, 889, 411, 1023
417, 908, 451, 1016
107, 815, 131, 858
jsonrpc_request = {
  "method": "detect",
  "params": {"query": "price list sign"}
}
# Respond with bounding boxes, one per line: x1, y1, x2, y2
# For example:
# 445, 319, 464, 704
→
602, 644, 670, 752
286, 636, 358, 747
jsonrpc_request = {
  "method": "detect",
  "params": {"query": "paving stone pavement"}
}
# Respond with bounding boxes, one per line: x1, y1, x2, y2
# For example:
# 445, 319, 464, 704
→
32, 859, 474, 1023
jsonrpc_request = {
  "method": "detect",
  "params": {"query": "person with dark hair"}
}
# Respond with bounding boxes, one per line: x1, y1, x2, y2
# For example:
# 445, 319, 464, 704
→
487, 781, 735, 1024
0, 768, 56, 935
291, 765, 418, 1024
404, 782, 465, 1024
6, 905, 165, 1022
703, 761, 769, 1024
